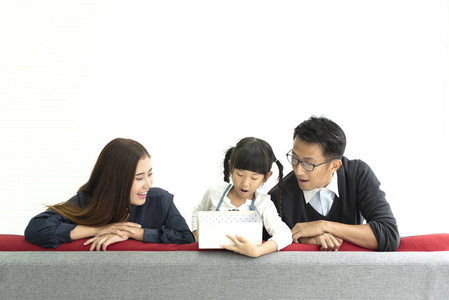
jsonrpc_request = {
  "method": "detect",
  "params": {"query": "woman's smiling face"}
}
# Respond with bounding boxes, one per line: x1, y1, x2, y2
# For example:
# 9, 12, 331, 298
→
130, 156, 153, 206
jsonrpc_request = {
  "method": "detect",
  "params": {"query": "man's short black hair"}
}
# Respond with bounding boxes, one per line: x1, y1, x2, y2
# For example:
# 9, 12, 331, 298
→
294, 116, 346, 158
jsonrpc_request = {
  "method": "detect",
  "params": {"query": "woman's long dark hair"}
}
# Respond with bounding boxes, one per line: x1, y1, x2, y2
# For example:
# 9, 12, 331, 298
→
223, 137, 284, 217
47, 138, 150, 226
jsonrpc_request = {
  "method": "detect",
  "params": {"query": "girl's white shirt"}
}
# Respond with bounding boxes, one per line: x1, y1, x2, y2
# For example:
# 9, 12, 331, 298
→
192, 182, 292, 250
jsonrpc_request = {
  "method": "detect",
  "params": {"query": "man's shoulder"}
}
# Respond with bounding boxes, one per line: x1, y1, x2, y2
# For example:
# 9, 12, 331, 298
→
268, 171, 300, 199
278, 171, 298, 185
339, 157, 379, 186
340, 157, 372, 173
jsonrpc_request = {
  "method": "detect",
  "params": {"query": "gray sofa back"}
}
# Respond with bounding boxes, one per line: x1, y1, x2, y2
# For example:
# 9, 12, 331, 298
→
1, 251, 449, 299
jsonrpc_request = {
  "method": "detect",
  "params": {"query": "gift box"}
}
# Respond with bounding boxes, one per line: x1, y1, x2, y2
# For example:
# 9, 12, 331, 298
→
197, 211, 263, 249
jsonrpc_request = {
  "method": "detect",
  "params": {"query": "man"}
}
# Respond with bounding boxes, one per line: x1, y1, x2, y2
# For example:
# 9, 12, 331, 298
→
267, 116, 399, 251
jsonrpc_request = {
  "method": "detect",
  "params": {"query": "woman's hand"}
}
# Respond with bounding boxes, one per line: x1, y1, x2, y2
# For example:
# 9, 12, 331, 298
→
84, 233, 128, 251
95, 222, 142, 239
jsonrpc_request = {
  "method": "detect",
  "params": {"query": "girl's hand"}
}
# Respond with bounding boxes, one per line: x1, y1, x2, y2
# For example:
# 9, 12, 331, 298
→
221, 234, 261, 258
84, 233, 128, 251
95, 222, 142, 239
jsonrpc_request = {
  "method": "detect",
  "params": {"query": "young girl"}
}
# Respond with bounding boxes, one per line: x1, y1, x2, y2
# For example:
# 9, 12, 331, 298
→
192, 137, 292, 257
25, 138, 194, 250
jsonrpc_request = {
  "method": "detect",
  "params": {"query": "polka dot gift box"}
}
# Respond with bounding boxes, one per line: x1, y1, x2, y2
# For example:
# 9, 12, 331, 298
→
197, 211, 263, 249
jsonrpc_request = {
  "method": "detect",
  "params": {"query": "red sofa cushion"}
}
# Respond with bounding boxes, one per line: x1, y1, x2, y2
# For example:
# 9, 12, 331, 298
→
396, 234, 449, 251
1, 234, 448, 252
280, 234, 449, 251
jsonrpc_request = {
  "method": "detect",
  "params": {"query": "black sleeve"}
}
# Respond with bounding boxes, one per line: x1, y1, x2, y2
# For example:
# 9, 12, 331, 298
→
142, 200, 195, 244
356, 161, 400, 251
24, 210, 76, 248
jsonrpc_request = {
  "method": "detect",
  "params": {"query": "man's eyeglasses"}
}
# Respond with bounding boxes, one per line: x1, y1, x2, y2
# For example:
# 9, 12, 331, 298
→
286, 149, 338, 171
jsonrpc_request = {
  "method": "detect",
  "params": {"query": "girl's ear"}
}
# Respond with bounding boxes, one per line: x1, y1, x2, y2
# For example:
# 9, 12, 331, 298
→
263, 171, 273, 182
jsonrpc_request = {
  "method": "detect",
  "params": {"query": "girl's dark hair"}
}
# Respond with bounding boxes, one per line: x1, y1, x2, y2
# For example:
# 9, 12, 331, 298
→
47, 138, 150, 226
223, 137, 284, 217
294, 116, 346, 158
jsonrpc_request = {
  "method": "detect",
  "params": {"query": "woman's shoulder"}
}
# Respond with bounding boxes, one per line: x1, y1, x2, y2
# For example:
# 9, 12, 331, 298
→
148, 187, 173, 198
66, 192, 90, 208
147, 187, 174, 204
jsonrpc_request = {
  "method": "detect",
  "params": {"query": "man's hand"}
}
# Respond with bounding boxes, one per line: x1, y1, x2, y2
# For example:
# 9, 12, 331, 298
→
300, 233, 343, 251
292, 220, 327, 242
292, 221, 378, 251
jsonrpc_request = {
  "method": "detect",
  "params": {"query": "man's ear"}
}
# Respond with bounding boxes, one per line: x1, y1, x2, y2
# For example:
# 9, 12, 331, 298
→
331, 159, 342, 173
264, 171, 273, 182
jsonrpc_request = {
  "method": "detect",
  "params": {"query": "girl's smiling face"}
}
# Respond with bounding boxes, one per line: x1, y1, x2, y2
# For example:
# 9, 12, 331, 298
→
130, 156, 153, 206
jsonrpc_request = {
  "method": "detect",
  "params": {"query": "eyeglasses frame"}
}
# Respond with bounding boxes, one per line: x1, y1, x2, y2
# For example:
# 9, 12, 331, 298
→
286, 149, 339, 171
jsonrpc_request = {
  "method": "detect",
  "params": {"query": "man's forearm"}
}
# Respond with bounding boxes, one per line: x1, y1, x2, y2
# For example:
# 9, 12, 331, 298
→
324, 222, 378, 250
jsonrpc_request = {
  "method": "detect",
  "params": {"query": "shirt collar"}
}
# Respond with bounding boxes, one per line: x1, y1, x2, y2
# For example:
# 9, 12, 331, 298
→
303, 172, 339, 204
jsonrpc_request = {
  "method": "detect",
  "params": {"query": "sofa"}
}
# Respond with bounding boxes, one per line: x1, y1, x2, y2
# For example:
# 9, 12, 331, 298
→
1, 234, 449, 299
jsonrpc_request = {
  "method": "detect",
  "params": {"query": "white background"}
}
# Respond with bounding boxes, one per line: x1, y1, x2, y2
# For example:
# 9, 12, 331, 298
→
0, 1, 448, 238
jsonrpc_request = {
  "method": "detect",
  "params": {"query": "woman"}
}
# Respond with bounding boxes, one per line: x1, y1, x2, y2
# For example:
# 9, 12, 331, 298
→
25, 138, 194, 250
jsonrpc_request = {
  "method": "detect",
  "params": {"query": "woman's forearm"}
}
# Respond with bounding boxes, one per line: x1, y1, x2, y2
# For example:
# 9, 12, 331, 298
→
127, 228, 144, 241
69, 225, 98, 240
71, 225, 145, 241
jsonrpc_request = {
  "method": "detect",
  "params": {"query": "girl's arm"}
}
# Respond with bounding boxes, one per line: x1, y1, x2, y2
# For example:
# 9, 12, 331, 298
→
191, 187, 214, 232
191, 186, 215, 241
221, 199, 293, 257
258, 197, 293, 250
222, 235, 279, 257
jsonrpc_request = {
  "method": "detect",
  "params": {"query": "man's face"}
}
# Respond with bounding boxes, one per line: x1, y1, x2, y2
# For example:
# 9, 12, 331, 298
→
291, 137, 339, 191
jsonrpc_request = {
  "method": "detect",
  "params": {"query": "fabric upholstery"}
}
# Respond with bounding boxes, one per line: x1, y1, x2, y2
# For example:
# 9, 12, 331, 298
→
1, 234, 448, 252
1, 251, 448, 299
